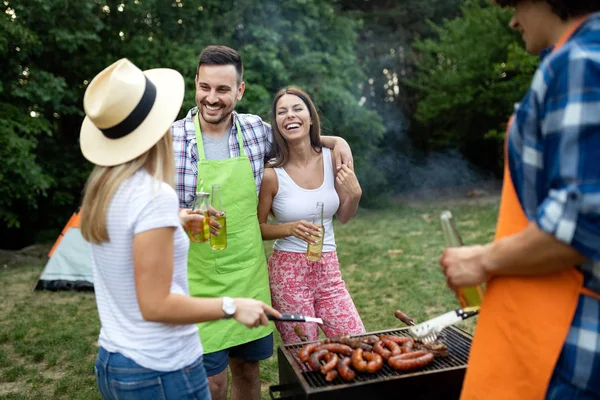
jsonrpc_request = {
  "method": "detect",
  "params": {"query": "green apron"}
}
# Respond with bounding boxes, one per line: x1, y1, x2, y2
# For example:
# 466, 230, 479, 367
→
189, 114, 272, 353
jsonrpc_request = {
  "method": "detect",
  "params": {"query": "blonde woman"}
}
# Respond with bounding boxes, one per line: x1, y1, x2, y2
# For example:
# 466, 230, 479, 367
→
79, 59, 279, 400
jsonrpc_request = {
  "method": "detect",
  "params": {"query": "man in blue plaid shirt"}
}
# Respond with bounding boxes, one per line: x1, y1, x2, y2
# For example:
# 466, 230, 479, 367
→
440, 1, 600, 399
172, 46, 352, 400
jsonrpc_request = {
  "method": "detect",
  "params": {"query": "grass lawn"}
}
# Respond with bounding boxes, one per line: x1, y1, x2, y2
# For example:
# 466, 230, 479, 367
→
0, 200, 498, 399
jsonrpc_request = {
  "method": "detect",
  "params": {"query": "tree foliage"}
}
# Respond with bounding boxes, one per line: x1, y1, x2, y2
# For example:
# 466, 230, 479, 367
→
1, 0, 545, 248
1, 0, 383, 247
407, 0, 538, 172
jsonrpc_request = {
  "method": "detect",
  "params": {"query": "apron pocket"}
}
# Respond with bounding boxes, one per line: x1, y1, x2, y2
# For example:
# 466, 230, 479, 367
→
215, 231, 261, 274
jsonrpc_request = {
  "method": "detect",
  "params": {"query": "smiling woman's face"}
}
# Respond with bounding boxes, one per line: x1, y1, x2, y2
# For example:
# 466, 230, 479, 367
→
275, 94, 312, 141
509, 0, 558, 55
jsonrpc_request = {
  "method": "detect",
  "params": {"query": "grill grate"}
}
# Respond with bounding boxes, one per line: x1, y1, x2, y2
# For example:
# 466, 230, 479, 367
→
281, 326, 471, 389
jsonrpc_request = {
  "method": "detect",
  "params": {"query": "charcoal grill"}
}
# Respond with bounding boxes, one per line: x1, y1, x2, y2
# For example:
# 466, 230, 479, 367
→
270, 326, 472, 400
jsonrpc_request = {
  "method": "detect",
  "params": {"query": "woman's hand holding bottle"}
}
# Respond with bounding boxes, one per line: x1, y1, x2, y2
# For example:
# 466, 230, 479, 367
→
286, 220, 321, 244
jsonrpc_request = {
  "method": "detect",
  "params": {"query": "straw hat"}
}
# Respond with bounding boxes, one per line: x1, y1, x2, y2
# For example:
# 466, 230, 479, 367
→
80, 58, 184, 166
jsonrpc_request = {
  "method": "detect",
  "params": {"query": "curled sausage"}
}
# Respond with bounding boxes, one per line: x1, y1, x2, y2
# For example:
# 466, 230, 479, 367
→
363, 351, 384, 373
309, 349, 330, 371
383, 338, 402, 356
373, 341, 391, 360
373, 338, 402, 360
325, 369, 339, 382
321, 353, 339, 374
388, 350, 434, 371
299, 343, 321, 362
317, 343, 353, 356
351, 348, 368, 372
337, 357, 356, 381
351, 349, 384, 373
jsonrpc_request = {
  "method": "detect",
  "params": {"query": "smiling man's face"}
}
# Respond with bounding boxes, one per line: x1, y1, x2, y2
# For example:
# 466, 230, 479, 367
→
195, 64, 244, 126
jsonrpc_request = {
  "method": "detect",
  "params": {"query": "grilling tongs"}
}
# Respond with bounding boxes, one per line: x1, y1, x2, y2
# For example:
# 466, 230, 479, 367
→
408, 307, 479, 341
267, 313, 332, 327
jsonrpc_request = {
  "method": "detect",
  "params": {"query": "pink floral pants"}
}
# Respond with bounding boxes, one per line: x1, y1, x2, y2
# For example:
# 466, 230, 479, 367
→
268, 250, 365, 344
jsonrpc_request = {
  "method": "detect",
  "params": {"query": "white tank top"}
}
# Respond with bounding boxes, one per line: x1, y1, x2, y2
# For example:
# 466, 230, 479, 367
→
272, 148, 339, 253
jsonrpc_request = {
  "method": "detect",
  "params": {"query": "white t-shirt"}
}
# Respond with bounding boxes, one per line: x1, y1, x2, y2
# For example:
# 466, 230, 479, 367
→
91, 169, 203, 371
272, 148, 339, 253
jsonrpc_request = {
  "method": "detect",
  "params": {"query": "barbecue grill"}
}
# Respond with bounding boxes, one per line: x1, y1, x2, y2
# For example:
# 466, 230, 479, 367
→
269, 326, 473, 400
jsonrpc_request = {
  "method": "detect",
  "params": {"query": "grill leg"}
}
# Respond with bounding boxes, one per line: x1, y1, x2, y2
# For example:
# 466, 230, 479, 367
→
275, 347, 306, 400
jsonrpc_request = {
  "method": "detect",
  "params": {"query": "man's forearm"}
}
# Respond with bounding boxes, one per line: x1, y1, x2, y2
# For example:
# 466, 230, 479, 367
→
336, 196, 360, 224
321, 135, 346, 149
483, 222, 587, 277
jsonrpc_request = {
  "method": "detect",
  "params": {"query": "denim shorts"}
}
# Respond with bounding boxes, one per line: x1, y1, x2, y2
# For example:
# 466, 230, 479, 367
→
203, 333, 274, 376
94, 347, 211, 400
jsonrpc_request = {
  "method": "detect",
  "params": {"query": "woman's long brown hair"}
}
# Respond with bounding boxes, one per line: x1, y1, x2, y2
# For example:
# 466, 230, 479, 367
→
268, 86, 322, 168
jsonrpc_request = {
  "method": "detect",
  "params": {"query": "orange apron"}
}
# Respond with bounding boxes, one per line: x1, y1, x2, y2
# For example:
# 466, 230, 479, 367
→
460, 18, 600, 400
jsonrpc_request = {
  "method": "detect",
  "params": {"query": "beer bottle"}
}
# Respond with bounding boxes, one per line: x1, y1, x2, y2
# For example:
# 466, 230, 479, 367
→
187, 191, 210, 243
210, 184, 227, 251
306, 202, 324, 261
440, 210, 484, 308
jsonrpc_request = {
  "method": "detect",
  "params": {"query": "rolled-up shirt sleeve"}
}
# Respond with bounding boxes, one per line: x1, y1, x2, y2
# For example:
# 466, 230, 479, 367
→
537, 55, 600, 261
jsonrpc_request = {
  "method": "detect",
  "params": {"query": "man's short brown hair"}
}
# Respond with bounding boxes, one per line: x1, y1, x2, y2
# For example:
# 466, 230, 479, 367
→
197, 45, 243, 84
495, 0, 600, 20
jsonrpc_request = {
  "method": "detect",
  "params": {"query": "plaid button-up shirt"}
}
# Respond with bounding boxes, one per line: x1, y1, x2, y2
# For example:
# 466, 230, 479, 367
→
172, 108, 273, 209
508, 13, 600, 395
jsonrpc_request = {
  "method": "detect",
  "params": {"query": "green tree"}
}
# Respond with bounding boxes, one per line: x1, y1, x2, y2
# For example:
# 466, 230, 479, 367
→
407, 0, 538, 174
1, 0, 384, 246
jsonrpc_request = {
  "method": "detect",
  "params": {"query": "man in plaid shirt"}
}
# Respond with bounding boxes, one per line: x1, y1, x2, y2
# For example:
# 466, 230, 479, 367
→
172, 46, 352, 400
440, 1, 600, 399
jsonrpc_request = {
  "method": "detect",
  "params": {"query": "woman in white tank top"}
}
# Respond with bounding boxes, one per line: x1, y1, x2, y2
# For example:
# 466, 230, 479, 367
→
258, 86, 365, 344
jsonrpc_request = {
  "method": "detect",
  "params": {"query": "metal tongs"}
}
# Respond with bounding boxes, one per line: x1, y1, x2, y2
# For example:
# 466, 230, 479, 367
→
408, 307, 479, 342
267, 313, 334, 328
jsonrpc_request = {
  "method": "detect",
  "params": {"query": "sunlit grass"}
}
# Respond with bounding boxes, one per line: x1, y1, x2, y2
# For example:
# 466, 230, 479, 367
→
0, 201, 498, 399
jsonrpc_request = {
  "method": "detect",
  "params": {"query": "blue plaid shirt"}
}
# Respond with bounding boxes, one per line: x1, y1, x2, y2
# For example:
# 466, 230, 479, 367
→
172, 108, 273, 208
508, 13, 600, 395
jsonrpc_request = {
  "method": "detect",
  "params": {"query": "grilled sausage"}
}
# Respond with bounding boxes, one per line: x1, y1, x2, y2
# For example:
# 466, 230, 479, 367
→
360, 335, 382, 345
379, 335, 412, 345
294, 325, 309, 342
393, 310, 416, 326
325, 334, 351, 344
373, 338, 403, 360
299, 343, 321, 362
325, 369, 339, 382
309, 349, 330, 371
414, 339, 450, 357
351, 348, 369, 372
351, 348, 384, 373
401, 339, 415, 353
383, 338, 402, 356
388, 350, 434, 371
317, 343, 353, 356
344, 337, 373, 351
321, 352, 339, 374
363, 351, 384, 373
372, 341, 391, 360
337, 357, 356, 381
